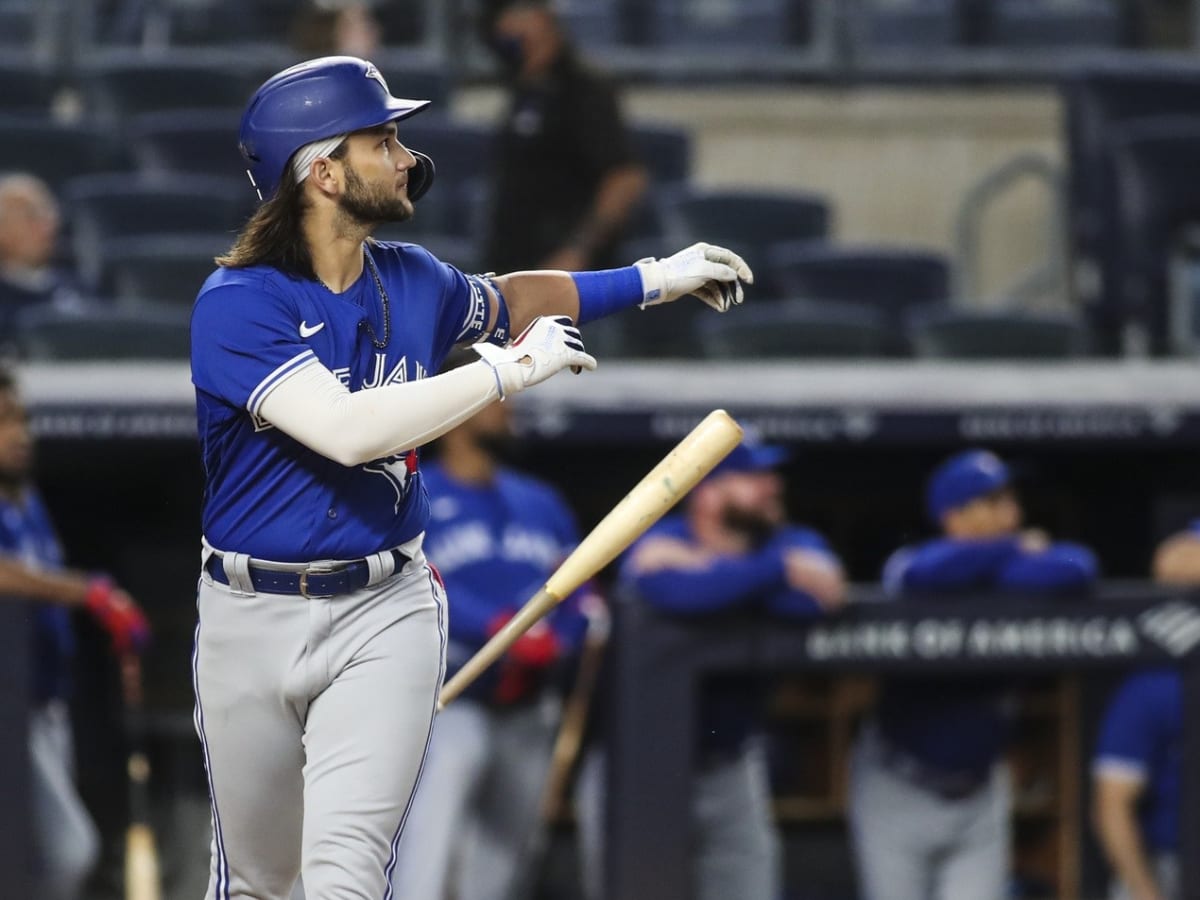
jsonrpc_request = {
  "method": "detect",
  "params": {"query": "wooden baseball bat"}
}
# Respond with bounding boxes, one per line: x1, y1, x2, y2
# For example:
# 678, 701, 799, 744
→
120, 654, 162, 900
439, 408, 743, 708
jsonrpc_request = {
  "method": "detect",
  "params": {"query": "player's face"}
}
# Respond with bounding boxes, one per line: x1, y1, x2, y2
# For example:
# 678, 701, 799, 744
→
715, 470, 785, 541
337, 126, 416, 225
944, 488, 1022, 539
0, 390, 32, 486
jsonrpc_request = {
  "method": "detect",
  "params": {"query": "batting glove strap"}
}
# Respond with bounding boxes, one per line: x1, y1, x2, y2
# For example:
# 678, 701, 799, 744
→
634, 242, 754, 312
472, 315, 597, 400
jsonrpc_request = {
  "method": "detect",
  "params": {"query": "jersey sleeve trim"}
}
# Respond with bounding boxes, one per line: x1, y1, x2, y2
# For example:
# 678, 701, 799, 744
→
1093, 756, 1148, 783
247, 349, 318, 416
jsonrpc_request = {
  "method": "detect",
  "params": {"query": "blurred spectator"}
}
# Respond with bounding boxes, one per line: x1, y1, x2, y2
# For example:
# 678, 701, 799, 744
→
1092, 668, 1181, 900
0, 174, 84, 343
480, 0, 648, 273
289, 1, 382, 58
392, 353, 593, 900
576, 437, 846, 900
1086, 525, 1192, 900
852, 449, 1097, 900
0, 367, 150, 897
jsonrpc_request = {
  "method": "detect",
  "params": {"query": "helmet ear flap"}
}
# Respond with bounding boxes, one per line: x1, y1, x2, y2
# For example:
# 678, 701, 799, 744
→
408, 150, 435, 204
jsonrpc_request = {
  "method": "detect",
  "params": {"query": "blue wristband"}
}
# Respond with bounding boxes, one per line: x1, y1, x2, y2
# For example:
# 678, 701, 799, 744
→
571, 267, 644, 325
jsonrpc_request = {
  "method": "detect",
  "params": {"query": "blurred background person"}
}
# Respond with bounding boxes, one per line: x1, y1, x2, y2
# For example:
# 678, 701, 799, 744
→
851, 448, 1098, 900
0, 174, 84, 344
391, 351, 593, 900
480, 0, 648, 273
0, 367, 149, 898
288, 0, 382, 58
575, 437, 847, 900
1092, 667, 1181, 900
1087, 523, 1191, 900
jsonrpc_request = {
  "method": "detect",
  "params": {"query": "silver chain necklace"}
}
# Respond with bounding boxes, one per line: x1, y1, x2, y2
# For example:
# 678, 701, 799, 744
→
315, 247, 391, 350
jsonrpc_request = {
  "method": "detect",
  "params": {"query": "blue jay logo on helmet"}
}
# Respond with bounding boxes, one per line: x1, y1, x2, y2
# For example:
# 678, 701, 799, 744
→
238, 56, 436, 202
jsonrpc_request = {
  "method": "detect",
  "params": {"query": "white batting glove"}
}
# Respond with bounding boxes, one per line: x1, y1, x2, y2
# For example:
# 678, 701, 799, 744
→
634, 242, 754, 313
473, 315, 598, 400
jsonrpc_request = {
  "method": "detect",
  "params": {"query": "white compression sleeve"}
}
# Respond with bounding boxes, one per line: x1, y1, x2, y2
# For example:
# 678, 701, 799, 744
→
257, 359, 501, 467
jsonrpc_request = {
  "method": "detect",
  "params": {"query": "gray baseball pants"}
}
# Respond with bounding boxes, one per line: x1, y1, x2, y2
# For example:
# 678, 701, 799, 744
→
849, 728, 1011, 900
575, 739, 782, 900
391, 693, 560, 899
30, 699, 100, 900
192, 546, 446, 900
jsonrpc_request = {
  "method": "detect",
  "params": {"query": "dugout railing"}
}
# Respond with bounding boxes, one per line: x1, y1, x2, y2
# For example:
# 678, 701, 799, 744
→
604, 585, 1200, 900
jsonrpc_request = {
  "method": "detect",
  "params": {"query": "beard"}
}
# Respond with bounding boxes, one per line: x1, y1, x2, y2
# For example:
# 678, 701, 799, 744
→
476, 431, 525, 465
339, 162, 413, 226
721, 506, 780, 548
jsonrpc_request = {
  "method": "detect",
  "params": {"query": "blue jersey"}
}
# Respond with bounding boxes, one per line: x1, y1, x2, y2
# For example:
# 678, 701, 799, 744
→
877, 535, 1098, 776
191, 242, 497, 561
1094, 669, 1182, 852
619, 516, 840, 754
0, 490, 72, 704
423, 461, 588, 702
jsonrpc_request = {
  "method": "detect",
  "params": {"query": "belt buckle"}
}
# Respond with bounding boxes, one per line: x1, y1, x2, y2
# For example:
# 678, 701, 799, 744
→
299, 563, 336, 599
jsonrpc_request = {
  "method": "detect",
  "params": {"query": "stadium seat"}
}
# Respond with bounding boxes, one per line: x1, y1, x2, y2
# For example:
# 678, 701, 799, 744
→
663, 188, 832, 297
130, 110, 244, 179
0, 65, 59, 114
909, 310, 1088, 359
850, 0, 959, 50
554, 0, 625, 47
648, 0, 798, 47
1109, 118, 1200, 353
79, 57, 256, 124
0, 116, 130, 195
766, 243, 951, 319
984, 0, 1125, 49
15, 303, 191, 361
630, 125, 692, 187
698, 299, 894, 359
100, 235, 229, 307
63, 174, 253, 289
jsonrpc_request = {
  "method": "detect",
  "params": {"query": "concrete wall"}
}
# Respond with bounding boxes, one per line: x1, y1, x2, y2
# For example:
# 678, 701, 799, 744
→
455, 85, 1065, 308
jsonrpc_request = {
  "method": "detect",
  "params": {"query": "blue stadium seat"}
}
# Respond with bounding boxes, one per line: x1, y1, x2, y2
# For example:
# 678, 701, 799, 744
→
1108, 118, 1200, 353
555, 0, 626, 48
63, 173, 253, 289
648, 0, 797, 48
15, 303, 191, 361
100, 235, 229, 307
663, 187, 832, 297
0, 116, 130, 195
630, 124, 692, 187
851, 0, 959, 50
79, 57, 256, 124
984, 0, 1125, 48
909, 310, 1088, 359
766, 243, 950, 318
130, 110, 243, 179
698, 299, 895, 359
0, 65, 58, 114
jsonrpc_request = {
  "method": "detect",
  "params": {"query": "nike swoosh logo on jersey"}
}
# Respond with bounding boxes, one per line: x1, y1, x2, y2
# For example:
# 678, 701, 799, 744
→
299, 321, 325, 338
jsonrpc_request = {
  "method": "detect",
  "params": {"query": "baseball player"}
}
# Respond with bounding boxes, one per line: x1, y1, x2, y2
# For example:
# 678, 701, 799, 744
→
1093, 668, 1182, 900
189, 55, 752, 900
575, 438, 847, 900
0, 367, 150, 898
390, 351, 592, 898
852, 448, 1098, 900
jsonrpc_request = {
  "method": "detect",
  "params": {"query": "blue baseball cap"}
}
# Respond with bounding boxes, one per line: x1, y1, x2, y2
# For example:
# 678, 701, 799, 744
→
925, 449, 1011, 522
706, 438, 789, 481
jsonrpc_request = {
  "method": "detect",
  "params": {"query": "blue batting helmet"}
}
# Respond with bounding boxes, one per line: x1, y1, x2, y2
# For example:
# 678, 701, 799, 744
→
238, 56, 435, 202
